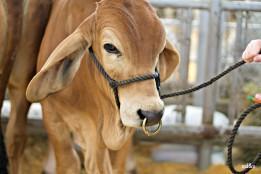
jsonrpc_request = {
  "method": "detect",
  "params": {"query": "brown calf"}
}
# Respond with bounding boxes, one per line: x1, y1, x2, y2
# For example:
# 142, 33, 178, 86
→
26, 0, 179, 173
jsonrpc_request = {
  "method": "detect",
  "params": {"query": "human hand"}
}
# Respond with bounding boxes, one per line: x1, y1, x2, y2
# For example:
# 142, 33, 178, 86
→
242, 39, 261, 63
255, 94, 261, 102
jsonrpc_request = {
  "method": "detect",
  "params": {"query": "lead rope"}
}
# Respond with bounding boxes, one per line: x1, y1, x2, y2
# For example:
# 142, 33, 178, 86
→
160, 60, 245, 98
159, 59, 260, 173
227, 103, 261, 174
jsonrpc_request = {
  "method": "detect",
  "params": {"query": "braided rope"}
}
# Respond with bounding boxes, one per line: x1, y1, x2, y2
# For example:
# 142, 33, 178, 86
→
89, 48, 159, 87
88, 47, 114, 82
226, 103, 261, 174
160, 60, 245, 99
117, 73, 159, 87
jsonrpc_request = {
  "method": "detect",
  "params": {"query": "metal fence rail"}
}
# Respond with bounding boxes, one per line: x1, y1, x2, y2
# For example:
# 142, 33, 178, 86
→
150, 0, 209, 10
150, 0, 261, 11
223, 1, 261, 11
135, 125, 261, 148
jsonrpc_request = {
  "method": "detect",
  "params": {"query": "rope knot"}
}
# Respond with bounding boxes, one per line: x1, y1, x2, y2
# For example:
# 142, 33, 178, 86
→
109, 80, 119, 89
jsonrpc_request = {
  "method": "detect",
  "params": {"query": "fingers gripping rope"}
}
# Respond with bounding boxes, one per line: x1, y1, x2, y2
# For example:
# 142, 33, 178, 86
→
226, 104, 261, 174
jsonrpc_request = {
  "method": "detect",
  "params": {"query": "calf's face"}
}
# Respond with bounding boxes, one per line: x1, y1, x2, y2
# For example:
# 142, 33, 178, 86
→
26, 0, 179, 129
94, 1, 179, 127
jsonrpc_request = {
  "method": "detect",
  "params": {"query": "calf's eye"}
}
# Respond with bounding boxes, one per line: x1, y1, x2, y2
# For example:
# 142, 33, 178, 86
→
104, 43, 120, 54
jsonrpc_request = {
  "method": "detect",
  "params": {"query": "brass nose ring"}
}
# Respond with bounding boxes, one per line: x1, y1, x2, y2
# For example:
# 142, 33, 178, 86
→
142, 118, 162, 136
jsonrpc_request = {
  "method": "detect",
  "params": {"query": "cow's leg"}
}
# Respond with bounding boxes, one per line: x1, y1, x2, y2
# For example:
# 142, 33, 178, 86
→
5, 0, 51, 173
6, 32, 37, 173
42, 142, 56, 174
5, 19, 35, 173
0, 0, 23, 172
5, 84, 31, 174
110, 138, 137, 174
81, 133, 113, 174
42, 104, 81, 174
83, 147, 113, 174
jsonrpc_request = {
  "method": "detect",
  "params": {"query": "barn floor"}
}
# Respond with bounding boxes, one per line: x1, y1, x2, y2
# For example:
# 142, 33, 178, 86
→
21, 135, 261, 174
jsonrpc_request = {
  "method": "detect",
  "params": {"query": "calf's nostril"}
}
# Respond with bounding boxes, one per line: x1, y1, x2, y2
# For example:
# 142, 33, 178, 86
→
137, 109, 164, 126
137, 109, 145, 120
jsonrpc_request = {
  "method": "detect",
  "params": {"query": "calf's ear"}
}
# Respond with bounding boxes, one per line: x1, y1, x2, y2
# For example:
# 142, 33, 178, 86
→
26, 16, 94, 102
159, 40, 180, 82
26, 30, 88, 102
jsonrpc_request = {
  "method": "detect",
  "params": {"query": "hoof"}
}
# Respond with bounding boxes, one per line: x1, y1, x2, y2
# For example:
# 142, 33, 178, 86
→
127, 169, 138, 174
41, 170, 54, 174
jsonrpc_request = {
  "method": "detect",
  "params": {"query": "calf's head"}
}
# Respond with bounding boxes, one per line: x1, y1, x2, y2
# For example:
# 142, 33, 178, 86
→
26, 0, 179, 130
